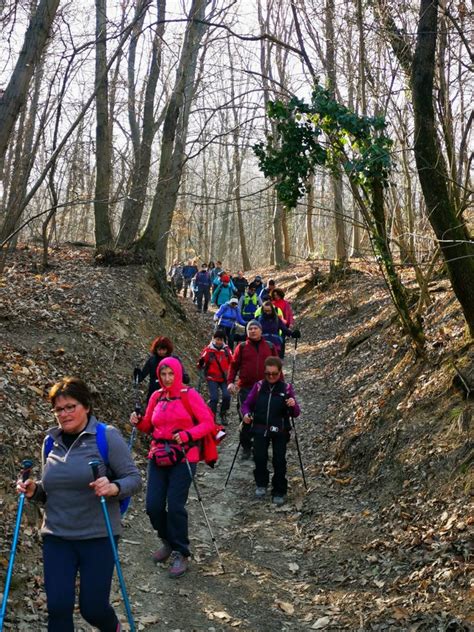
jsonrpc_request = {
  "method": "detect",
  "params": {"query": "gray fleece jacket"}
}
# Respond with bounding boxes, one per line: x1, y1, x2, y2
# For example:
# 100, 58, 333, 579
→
33, 416, 141, 540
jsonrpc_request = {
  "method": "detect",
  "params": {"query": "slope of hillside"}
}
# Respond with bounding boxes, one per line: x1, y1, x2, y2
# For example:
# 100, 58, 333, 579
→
0, 246, 472, 631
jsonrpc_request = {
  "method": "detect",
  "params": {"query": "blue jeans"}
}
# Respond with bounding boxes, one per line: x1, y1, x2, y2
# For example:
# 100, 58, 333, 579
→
207, 380, 230, 415
42, 535, 118, 632
146, 459, 196, 557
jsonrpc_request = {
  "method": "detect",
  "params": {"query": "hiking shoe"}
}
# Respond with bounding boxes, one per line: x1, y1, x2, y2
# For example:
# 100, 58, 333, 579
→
272, 495, 285, 506
168, 551, 188, 578
152, 541, 172, 563
240, 447, 252, 461
219, 413, 228, 426
255, 487, 267, 498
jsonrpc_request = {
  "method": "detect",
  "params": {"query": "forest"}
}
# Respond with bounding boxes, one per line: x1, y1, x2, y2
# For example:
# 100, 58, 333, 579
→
0, 0, 473, 631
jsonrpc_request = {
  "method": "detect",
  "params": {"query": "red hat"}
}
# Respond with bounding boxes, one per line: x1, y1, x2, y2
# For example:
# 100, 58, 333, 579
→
221, 275, 230, 283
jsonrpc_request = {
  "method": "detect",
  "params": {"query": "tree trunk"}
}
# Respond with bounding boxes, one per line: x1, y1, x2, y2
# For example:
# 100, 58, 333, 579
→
306, 174, 315, 255
326, 0, 347, 266
118, 0, 165, 247
94, 0, 114, 248
412, 0, 474, 336
0, 0, 60, 177
137, 0, 208, 267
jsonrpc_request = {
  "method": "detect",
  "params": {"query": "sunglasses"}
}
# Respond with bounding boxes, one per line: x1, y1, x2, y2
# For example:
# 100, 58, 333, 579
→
264, 371, 280, 377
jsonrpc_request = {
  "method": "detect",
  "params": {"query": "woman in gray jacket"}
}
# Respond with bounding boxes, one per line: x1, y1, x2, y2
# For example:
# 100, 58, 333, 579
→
17, 377, 141, 632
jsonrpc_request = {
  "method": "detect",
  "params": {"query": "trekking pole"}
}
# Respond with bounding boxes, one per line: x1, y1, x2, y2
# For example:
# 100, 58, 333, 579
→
289, 337, 308, 490
129, 374, 141, 451
181, 451, 225, 573
197, 368, 205, 394
89, 461, 136, 632
290, 416, 308, 490
0, 459, 33, 632
224, 440, 241, 488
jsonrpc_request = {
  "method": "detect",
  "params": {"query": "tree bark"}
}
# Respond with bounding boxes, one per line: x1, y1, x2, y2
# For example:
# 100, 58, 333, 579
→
137, 0, 208, 267
412, 0, 474, 336
0, 0, 60, 177
118, 0, 165, 247
94, 0, 114, 248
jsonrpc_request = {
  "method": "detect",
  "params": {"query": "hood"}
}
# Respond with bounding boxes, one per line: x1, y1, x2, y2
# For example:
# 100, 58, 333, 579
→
156, 356, 183, 397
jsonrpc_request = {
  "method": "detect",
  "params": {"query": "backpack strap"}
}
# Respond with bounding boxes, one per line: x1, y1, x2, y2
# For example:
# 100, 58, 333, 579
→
208, 352, 227, 381
95, 422, 109, 465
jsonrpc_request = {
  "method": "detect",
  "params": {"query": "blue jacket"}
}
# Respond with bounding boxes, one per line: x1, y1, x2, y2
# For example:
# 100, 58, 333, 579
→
195, 270, 212, 289
182, 265, 198, 279
214, 303, 246, 328
238, 293, 262, 321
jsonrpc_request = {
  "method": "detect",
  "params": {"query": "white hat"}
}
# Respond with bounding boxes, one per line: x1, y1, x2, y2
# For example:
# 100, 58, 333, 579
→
229, 297, 238, 304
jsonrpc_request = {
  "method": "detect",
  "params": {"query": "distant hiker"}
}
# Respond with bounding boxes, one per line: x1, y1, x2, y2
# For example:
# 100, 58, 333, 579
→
260, 278, 276, 302
232, 270, 248, 299
198, 329, 232, 425
169, 261, 184, 294
194, 262, 212, 313
252, 275, 267, 300
271, 288, 294, 327
257, 300, 299, 358
241, 356, 300, 506
182, 259, 198, 298
227, 320, 278, 460
238, 282, 262, 324
213, 296, 246, 351
211, 274, 236, 307
210, 260, 223, 284
134, 336, 190, 401
208, 260, 215, 276
18, 377, 141, 631
130, 357, 215, 578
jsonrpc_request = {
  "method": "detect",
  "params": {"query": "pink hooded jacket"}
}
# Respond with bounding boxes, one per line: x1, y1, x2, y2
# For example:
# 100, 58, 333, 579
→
136, 356, 215, 463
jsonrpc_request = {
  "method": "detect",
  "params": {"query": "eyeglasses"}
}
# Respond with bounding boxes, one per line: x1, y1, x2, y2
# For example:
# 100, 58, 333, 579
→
52, 404, 77, 416
264, 371, 280, 377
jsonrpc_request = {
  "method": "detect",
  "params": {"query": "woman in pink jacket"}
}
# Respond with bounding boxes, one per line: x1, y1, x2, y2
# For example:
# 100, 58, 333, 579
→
130, 356, 215, 578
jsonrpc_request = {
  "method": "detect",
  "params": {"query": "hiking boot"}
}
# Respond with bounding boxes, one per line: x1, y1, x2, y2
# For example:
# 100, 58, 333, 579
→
240, 447, 252, 461
219, 412, 228, 426
255, 486, 267, 498
168, 551, 188, 578
272, 495, 285, 506
152, 541, 172, 563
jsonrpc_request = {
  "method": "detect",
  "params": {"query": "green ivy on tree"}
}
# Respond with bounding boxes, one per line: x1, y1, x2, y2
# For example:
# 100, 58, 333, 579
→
254, 84, 425, 352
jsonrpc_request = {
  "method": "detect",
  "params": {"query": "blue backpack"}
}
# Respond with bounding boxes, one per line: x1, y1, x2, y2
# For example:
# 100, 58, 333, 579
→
44, 423, 131, 515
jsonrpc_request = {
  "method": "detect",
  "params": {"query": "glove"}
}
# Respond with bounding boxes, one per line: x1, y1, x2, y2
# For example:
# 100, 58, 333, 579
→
291, 329, 301, 339
198, 358, 205, 368
133, 367, 141, 381
182, 373, 190, 385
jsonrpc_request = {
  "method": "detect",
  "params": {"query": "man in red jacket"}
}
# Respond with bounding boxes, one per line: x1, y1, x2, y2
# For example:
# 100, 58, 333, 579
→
228, 320, 278, 459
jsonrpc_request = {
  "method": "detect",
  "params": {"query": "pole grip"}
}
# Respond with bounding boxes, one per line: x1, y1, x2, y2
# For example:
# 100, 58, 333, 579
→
89, 460, 100, 481
21, 459, 33, 482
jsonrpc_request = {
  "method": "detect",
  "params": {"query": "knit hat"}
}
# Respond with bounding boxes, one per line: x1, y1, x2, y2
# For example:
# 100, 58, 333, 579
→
246, 319, 262, 333
221, 274, 230, 283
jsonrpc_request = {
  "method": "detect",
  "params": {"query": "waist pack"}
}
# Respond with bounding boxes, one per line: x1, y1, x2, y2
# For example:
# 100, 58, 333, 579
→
149, 440, 188, 467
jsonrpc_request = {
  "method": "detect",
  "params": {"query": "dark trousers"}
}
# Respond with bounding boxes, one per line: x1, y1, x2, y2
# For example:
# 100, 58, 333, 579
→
237, 388, 252, 450
183, 278, 192, 297
42, 535, 118, 632
146, 459, 196, 557
207, 379, 230, 415
222, 325, 235, 351
196, 287, 210, 311
253, 432, 288, 496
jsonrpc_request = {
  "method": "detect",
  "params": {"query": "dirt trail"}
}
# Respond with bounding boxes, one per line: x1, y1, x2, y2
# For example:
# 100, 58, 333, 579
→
2, 252, 470, 631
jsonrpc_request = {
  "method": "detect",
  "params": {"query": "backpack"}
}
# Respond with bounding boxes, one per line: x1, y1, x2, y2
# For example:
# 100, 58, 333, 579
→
44, 423, 131, 515
180, 388, 224, 468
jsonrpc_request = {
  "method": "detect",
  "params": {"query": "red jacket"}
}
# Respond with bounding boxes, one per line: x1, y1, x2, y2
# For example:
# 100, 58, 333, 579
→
199, 343, 232, 383
227, 339, 277, 389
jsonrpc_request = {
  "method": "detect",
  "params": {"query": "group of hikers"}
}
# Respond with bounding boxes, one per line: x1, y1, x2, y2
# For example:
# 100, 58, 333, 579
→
12, 262, 302, 631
